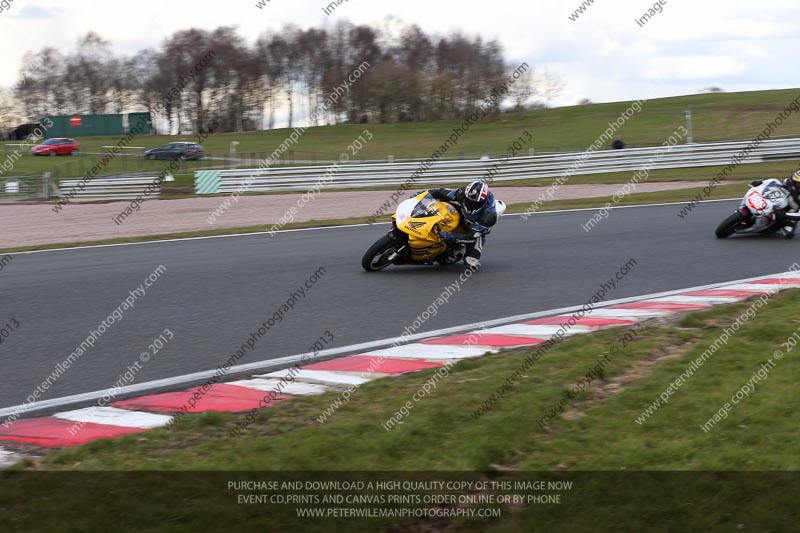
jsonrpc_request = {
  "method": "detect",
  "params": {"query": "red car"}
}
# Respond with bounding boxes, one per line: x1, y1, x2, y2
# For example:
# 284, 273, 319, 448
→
32, 138, 80, 156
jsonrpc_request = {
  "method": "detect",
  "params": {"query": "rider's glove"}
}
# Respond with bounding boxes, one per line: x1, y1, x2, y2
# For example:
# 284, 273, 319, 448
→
438, 229, 453, 243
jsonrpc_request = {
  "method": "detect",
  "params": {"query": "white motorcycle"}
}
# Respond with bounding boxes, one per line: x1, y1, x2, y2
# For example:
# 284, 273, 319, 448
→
715, 179, 800, 239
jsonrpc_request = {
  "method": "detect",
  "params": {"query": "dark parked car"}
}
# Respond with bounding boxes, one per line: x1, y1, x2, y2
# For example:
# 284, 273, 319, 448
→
144, 142, 205, 161
32, 138, 80, 156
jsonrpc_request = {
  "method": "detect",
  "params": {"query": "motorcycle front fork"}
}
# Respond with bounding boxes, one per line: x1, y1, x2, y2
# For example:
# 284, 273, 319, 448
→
387, 246, 404, 262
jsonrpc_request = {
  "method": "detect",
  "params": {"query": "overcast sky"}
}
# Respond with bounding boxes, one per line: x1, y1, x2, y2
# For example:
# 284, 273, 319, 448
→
0, 0, 797, 108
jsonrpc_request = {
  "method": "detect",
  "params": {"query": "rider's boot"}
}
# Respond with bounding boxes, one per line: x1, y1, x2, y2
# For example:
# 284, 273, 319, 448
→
464, 237, 484, 271
784, 221, 797, 239
781, 211, 800, 239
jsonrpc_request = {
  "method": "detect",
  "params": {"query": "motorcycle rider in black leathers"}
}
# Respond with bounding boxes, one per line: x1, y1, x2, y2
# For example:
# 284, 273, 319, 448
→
423, 180, 497, 269
751, 170, 800, 238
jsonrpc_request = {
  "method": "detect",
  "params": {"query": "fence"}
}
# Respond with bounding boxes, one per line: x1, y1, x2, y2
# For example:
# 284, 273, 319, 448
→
193, 137, 800, 194
56, 175, 162, 201
0, 175, 48, 202
38, 153, 210, 182
4, 136, 800, 201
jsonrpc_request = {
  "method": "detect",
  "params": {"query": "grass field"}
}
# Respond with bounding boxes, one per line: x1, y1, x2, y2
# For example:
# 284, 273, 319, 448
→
2, 88, 800, 188
4, 286, 799, 530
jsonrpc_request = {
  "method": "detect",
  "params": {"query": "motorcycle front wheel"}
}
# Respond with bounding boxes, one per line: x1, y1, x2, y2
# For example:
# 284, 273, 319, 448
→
715, 212, 744, 239
362, 235, 402, 272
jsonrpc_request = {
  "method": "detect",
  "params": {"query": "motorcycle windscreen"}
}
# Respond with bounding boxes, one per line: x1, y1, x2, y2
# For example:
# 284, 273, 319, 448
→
395, 194, 437, 224
400, 194, 448, 260
410, 194, 439, 218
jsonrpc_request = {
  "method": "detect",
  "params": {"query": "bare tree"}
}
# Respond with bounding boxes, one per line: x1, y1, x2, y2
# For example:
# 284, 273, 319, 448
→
207, 26, 257, 132
539, 69, 565, 107
346, 24, 382, 122
508, 64, 536, 111
0, 90, 25, 139
161, 28, 215, 133
68, 32, 113, 114
255, 32, 285, 129
16, 47, 68, 118
7, 21, 528, 131
263, 28, 301, 129
294, 28, 328, 127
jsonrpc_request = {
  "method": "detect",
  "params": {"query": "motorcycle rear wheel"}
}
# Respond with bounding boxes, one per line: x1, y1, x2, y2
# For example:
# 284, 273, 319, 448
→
362, 235, 401, 272
715, 212, 744, 239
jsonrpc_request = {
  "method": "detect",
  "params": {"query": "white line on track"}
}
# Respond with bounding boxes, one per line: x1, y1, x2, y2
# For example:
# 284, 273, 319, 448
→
6, 222, 381, 256
7, 198, 740, 256
0, 268, 786, 420
505, 197, 740, 216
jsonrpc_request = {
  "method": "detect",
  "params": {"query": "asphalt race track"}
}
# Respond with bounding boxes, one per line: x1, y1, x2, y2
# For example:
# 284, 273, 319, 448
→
2, 198, 797, 409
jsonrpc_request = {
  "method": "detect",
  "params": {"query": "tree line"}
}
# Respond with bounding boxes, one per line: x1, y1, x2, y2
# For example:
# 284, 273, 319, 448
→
1, 21, 564, 135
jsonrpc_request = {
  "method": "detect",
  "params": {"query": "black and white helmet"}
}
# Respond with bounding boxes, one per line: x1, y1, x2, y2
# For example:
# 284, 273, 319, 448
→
460, 180, 490, 214
783, 170, 800, 197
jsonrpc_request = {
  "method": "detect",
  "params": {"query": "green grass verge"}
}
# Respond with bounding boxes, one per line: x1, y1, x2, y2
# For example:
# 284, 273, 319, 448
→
4, 88, 800, 184
22, 290, 800, 471
3, 288, 799, 531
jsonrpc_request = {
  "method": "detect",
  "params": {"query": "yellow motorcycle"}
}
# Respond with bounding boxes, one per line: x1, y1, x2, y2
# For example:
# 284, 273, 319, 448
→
361, 191, 505, 272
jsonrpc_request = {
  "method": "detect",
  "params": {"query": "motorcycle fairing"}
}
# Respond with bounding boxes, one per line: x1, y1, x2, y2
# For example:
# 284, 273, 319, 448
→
393, 192, 463, 261
733, 179, 790, 234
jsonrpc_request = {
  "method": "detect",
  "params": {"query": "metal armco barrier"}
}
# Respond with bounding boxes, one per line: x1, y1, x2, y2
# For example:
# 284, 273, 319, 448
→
194, 137, 800, 194
57, 175, 162, 201
0, 175, 47, 202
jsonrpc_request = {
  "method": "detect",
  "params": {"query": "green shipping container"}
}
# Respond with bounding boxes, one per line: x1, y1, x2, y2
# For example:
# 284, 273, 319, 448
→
126, 113, 153, 135
42, 113, 152, 138
42, 114, 122, 138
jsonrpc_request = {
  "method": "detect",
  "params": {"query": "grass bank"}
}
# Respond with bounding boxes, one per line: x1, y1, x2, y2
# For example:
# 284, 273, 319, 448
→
3, 286, 799, 531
